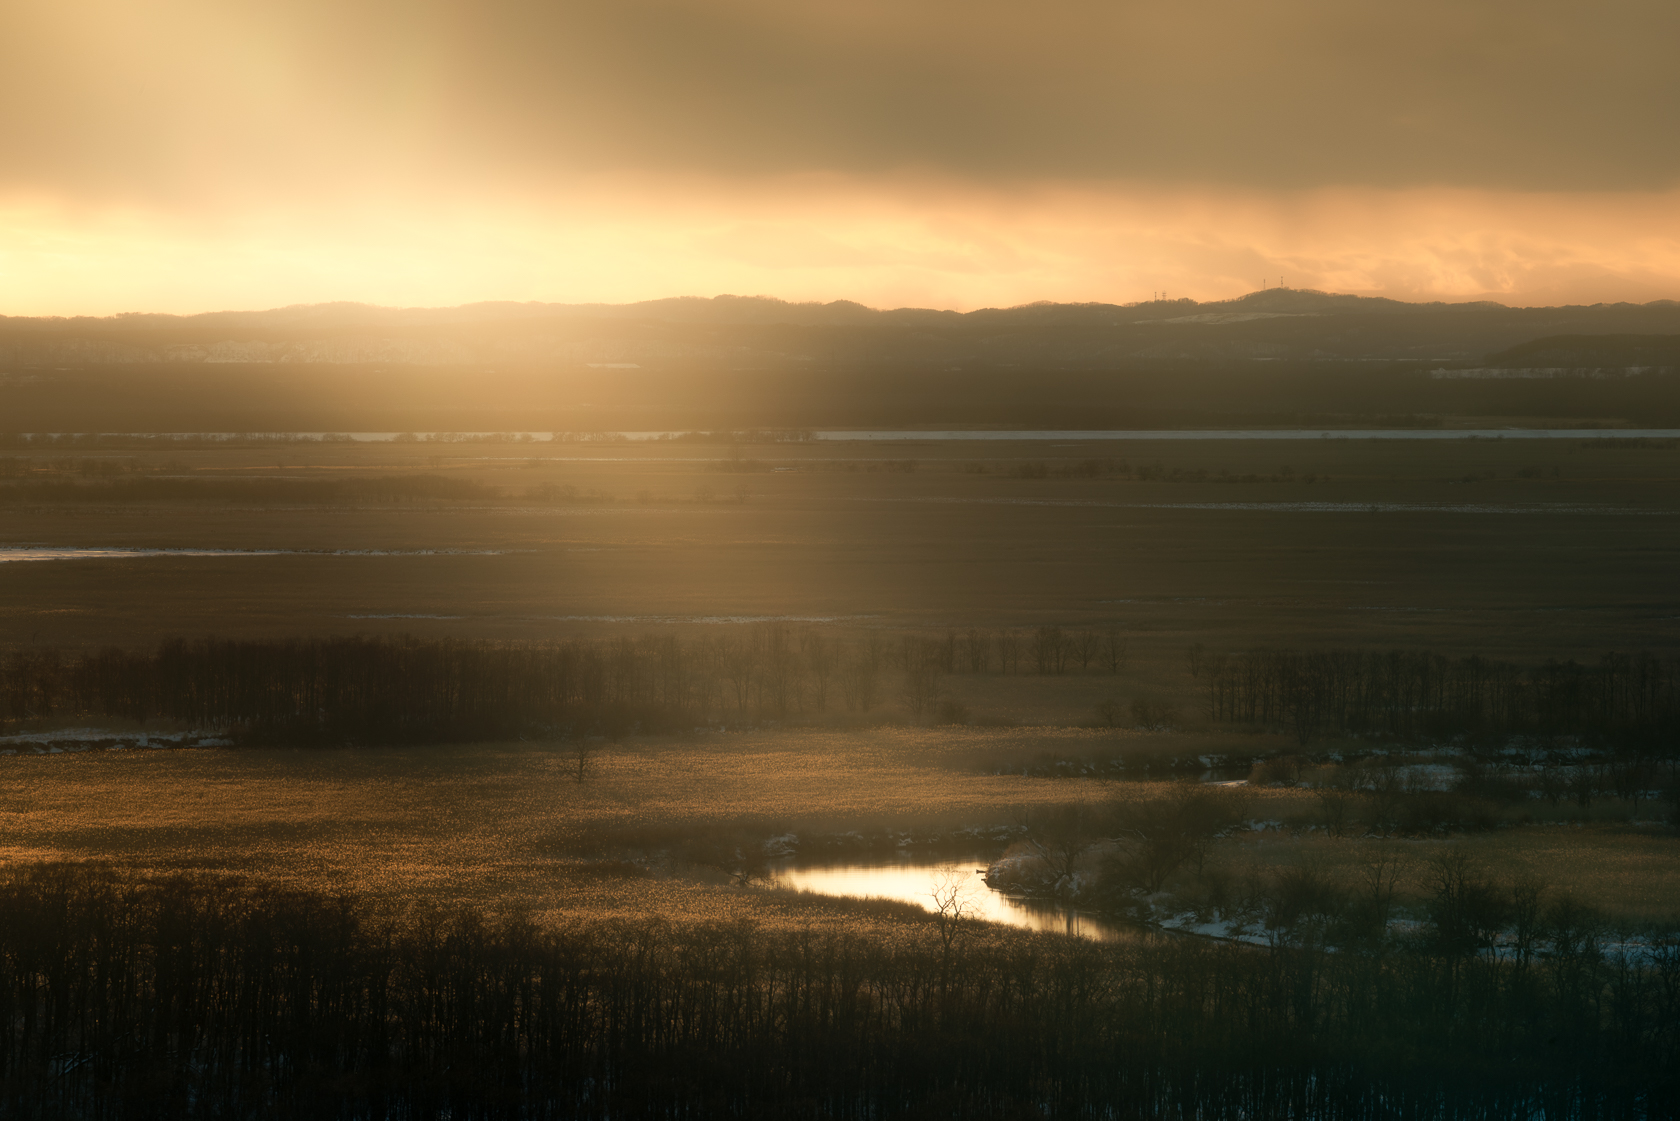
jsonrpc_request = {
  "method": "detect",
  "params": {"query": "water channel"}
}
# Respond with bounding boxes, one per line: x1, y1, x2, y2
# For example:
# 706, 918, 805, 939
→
772, 857, 1128, 942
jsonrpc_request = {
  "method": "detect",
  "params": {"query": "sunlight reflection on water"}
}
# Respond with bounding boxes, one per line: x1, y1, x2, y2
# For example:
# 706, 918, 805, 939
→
772, 859, 1129, 942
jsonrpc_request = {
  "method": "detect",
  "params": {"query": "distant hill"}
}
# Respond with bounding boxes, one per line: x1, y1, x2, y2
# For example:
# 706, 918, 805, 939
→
4, 292, 1680, 432
2, 291, 1678, 369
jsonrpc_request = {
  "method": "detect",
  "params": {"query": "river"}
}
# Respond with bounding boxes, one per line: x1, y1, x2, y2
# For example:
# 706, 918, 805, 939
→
771, 857, 1129, 941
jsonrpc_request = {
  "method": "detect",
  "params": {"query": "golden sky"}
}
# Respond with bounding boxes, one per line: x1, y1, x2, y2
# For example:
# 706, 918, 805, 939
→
4, 0, 1677, 315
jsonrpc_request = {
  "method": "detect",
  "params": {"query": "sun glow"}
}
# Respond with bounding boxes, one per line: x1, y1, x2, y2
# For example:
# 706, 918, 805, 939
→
5, 178, 1679, 317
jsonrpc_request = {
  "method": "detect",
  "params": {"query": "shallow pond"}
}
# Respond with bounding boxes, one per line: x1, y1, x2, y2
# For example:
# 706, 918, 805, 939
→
772, 858, 1129, 942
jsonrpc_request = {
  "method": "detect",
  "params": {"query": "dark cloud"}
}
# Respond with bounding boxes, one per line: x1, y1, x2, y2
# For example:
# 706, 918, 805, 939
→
4, 0, 1677, 207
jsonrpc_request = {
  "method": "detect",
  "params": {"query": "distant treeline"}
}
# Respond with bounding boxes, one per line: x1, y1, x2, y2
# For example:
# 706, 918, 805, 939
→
0, 865, 1669, 1119
9, 635, 1680, 748
1, 630, 1107, 740
1200, 647, 1680, 749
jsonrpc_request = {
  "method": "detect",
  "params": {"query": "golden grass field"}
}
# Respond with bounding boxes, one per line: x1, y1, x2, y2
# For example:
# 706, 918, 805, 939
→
4, 727, 1675, 928
0, 728, 1221, 899
1209, 827, 1680, 925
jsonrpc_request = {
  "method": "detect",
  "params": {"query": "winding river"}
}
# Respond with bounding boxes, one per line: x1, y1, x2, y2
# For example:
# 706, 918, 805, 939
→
772, 857, 1128, 942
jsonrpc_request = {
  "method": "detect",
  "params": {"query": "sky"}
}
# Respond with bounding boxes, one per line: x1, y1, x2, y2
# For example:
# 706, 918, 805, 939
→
3, 0, 1678, 316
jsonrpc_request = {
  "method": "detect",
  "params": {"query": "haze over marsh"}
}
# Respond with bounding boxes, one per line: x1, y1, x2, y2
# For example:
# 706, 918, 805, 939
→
4, 0, 1680, 1116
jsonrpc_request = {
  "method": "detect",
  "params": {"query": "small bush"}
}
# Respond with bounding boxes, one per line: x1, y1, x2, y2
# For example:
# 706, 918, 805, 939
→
1250, 754, 1303, 787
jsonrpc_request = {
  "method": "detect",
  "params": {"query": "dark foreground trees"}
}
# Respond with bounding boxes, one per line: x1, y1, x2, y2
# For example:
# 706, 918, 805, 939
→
0, 865, 1674, 1119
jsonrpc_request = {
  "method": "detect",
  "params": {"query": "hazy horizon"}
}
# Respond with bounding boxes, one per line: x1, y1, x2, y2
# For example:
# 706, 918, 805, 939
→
6, 6, 1680, 1110
10, 286, 1680, 325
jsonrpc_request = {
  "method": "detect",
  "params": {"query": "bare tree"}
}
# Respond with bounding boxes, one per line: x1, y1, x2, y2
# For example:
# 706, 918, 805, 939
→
930, 870, 981, 946
995, 630, 1021, 675
1355, 763, 1406, 838
719, 637, 758, 719
1032, 626, 1066, 674
1307, 765, 1359, 839
1608, 755, 1651, 806
1020, 802, 1099, 897
802, 631, 834, 713
1130, 694, 1178, 730
1106, 783, 1247, 892
929, 869, 982, 996
1510, 874, 1547, 967
1425, 849, 1509, 956
900, 650, 944, 722
964, 628, 991, 673
1353, 845, 1407, 943
570, 737, 599, 783
1071, 631, 1100, 672
841, 642, 879, 712
1568, 765, 1597, 810
1101, 627, 1128, 674
1537, 759, 1568, 807
864, 633, 890, 676
755, 624, 797, 720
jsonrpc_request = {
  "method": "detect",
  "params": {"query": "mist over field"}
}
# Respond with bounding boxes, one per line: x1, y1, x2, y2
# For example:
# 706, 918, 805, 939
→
6, 290, 1680, 433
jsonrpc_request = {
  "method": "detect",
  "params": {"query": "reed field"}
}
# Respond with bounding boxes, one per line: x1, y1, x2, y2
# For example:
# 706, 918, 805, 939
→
2, 726, 1676, 929
0, 729, 1285, 920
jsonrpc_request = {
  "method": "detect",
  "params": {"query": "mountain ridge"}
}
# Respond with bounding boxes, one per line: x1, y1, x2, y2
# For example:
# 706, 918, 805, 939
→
8, 288, 1677, 333
3, 290, 1678, 370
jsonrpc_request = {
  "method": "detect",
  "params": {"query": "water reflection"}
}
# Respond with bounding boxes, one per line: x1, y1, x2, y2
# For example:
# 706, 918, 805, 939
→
772, 858, 1129, 942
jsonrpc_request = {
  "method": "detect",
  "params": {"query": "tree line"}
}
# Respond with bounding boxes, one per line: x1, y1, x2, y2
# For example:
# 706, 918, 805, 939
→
0, 629, 1130, 742
10, 634, 1680, 748
1197, 646, 1680, 749
0, 864, 1670, 1119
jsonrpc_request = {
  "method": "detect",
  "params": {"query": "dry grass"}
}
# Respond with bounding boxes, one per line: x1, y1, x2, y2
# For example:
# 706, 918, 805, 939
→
1202, 825, 1680, 925
3, 728, 1674, 927
0, 729, 1292, 926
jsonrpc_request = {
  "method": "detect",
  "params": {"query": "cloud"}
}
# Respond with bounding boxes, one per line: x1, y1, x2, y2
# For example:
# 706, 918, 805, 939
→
4, 0, 1678, 205
2, 2, 1676, 312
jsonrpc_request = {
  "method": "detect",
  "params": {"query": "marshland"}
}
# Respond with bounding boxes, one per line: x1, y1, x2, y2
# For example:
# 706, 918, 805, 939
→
3, 423, 1678, 1115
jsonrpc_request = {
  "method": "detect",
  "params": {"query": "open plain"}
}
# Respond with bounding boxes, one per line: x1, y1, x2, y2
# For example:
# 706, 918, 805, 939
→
5, 432, 1680, 940
6, 432, 1680, 669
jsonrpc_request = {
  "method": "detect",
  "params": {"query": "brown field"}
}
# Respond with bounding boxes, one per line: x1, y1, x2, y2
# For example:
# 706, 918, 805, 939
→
3, 727, 1676, 928
4, 434, 1680, 673
0, 728, 1272, 883
1202, 826, 1680, 926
